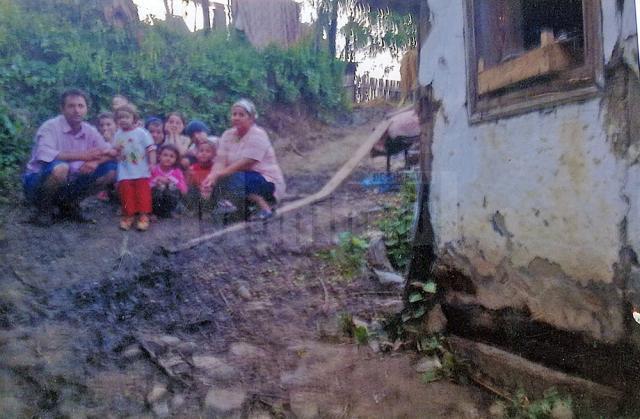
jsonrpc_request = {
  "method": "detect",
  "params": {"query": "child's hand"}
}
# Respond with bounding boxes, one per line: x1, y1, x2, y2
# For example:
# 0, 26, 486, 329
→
105, 148, 119, 158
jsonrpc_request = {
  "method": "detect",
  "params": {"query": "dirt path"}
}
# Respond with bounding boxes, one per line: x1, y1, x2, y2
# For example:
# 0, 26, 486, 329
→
0, 108, 491, 417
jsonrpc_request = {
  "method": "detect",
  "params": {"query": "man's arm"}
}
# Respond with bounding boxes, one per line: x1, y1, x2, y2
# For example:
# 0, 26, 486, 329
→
57, 148, 107, 162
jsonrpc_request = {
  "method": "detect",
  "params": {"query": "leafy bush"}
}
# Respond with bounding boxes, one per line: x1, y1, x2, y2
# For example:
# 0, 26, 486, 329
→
0, 0, 348, 200
0, 97, 27, 202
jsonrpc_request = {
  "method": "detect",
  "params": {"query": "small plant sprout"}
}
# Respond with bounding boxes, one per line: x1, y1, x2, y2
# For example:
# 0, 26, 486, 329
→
319, 232, 369, 279
354, 325, 369, 345
507, 388, 573, 419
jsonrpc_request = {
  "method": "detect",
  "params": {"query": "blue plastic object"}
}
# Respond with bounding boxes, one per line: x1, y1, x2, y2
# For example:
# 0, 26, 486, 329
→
360, 173, 399, 193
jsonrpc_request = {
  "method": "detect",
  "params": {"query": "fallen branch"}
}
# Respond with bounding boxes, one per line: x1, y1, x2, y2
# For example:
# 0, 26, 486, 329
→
10, 267, 41, 292
468, 373, 513, 402
218, 289, 231, 310
138, 339, 190, 387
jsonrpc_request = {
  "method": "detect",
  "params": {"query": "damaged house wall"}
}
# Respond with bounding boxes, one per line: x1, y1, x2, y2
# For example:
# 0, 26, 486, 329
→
417, 0, 639, 344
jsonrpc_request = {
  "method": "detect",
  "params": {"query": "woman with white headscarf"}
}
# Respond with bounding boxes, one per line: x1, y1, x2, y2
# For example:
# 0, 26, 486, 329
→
202, 99, 285, 220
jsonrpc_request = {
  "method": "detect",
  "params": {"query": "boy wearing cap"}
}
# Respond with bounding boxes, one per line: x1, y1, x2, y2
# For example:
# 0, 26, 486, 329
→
183, 120, 218, 167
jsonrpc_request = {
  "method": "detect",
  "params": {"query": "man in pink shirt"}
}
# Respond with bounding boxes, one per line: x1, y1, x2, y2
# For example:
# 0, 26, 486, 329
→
23, 88, 118, 225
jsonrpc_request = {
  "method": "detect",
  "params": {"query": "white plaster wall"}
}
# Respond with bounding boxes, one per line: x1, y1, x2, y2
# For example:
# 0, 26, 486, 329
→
602, 0, 621, 62
420, 1, 633, 286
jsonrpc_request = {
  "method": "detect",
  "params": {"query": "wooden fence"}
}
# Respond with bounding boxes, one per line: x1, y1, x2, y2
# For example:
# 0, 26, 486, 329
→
344, 75, 404, 104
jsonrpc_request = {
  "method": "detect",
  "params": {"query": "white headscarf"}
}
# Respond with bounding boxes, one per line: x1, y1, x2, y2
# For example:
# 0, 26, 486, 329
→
232, 98, 258, 119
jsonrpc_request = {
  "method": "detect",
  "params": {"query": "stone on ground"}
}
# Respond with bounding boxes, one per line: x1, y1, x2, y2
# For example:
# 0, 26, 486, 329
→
146, 384, 168, 404
366, 236, 394, 271
158, 335, 181, 346
151, 401, 170, 417
192, 355, 238, 379
204, 388, 247, 413
551, 401, 574, 419
289, 392, 320, 419
488, 401, 506, 418
229, 342, 267, 358
171, 394, 185, 409
237, 285, 252, 300
122, 344, 142, 359
248, 409, 272, 419
415, 355, 442, 374
372, 269, 405, 287
425, 304, 448, 334
177, 341, 199, 356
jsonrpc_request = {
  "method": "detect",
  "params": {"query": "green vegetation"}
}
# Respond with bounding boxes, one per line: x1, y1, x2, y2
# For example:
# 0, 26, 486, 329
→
0, 0, 347, 201
377, 178, 417, 271
506, 388, 573, 419
319, 231, 369, 279
339, 312, 369, 345
0, 98, 25, 201
310, 0, 417, 61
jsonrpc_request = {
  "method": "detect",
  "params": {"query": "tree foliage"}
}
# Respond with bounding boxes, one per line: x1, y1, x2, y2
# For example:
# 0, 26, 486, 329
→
309, 0, 417, 61
0, 0, 346, 200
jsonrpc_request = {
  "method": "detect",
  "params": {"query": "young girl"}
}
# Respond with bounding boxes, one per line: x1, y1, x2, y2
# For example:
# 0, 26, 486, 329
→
145, 117, 165, 147
112, 95, 143, 128
114, 105, 156, 231
163, 112, 191, 169
150, 145, 187, 218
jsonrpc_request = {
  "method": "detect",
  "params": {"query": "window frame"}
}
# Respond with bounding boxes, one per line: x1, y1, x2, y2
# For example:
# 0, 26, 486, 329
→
464, 0, 604, 123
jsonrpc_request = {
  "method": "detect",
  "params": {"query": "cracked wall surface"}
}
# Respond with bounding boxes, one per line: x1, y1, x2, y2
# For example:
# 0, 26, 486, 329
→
418, 0, 639, 342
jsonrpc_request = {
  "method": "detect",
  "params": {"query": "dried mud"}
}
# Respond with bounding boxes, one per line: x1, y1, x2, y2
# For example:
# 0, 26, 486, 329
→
0, 108, 490, 417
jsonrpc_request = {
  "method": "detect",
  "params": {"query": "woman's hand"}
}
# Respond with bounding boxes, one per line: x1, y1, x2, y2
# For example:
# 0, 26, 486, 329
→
202, 172, 218, 190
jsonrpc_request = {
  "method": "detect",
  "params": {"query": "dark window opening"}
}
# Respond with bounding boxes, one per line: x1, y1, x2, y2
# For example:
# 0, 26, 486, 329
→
522, 0, 584, 51
474, 0, 585, 84
465, 0, 603, 122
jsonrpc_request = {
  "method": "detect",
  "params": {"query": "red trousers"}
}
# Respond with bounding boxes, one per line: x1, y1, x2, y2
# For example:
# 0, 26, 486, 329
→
118, 178, 152, 216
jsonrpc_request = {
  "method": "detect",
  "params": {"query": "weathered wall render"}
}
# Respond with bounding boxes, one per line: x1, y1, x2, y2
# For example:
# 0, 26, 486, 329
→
418, 0, 640, 344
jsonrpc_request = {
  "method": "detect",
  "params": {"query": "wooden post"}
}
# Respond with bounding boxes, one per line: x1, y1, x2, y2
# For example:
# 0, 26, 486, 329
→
370, 78, 377, 100
213, 2, 226, 31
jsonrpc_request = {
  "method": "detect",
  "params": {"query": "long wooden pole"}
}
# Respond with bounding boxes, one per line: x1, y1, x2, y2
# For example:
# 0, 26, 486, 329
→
165, 117, 393, 253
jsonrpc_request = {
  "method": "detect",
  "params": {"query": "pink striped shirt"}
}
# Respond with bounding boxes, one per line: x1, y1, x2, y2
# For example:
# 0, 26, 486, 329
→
26, 115, 110, 174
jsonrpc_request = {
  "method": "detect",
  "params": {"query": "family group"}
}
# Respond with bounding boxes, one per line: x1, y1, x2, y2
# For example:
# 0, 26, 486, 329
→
23, 88, 286, 231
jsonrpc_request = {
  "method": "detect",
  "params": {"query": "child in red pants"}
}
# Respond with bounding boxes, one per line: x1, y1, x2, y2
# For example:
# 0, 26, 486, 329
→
114, 105, 156, 231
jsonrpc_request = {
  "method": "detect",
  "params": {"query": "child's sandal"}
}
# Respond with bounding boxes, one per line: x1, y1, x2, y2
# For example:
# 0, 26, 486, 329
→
120, 216, 134, 231
136, 214, 150, 231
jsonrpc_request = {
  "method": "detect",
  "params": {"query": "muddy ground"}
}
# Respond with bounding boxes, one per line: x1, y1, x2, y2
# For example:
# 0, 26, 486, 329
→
0, 107, 492, 417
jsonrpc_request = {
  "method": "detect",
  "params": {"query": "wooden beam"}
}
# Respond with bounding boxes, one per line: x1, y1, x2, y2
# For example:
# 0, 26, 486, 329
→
478, 42, 573, 95
166, 117, 393, 253
448, 336, 622, 413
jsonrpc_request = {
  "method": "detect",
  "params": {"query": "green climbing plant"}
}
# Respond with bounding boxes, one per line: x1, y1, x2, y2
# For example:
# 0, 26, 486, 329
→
377, 178, 417, 271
